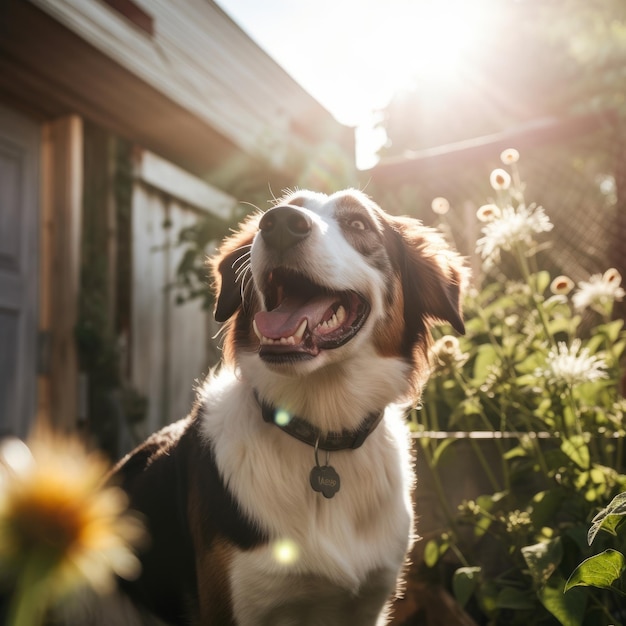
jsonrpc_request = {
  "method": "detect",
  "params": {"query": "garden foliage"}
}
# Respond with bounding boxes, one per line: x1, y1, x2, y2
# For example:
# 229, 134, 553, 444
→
416, 149, 626, 625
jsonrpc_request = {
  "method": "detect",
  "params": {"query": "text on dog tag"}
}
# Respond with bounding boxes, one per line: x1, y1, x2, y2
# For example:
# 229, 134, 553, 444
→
310, 465, 340, 498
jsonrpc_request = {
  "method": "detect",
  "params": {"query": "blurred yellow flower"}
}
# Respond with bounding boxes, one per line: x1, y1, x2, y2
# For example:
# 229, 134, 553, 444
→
0, 431, 145, 625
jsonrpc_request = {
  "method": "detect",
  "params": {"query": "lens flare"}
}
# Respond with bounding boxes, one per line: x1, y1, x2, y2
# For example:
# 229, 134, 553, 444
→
274, 409, 292, 427
272, 539, 299, 565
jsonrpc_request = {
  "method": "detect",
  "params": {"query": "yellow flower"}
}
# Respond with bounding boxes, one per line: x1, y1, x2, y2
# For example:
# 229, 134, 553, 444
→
0, 431, 145, 624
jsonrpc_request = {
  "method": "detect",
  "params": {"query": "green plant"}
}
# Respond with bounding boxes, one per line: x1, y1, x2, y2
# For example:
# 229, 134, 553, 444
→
566, 490, 626, 597
414, 149, 626, 625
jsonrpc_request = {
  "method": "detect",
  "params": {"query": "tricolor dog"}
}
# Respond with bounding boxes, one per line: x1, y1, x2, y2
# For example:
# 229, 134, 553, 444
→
113, 189, 466, 625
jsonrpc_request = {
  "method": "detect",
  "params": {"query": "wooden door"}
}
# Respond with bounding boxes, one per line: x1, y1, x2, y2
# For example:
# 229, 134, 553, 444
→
0, 104, 39, 438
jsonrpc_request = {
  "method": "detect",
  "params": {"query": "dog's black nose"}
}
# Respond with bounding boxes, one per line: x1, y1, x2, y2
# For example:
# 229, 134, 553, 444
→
259, 206, 312, 251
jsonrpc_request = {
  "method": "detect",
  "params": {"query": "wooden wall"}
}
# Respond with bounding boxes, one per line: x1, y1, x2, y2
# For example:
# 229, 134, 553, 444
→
130, 151, 236, 436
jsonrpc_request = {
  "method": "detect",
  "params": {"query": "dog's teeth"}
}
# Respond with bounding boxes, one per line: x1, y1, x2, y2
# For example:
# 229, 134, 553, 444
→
255, 319, 303, 346
336, 306, 346, 324
293, 319, 307, 342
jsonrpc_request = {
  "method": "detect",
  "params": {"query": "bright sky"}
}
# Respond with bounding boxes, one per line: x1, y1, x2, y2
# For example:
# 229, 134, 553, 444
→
215, 0, 497, 167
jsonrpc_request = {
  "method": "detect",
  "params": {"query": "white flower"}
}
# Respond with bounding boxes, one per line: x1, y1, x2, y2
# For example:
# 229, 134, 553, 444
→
431, 197, 450, 215
430, 335, 469, 372
538, 339, 608, 387
500, 148, 520, 165
490, 168, 511, 190
572, 270, 625, 313
476, 204, 553, 267
476, 204, 501, 222
550, 275, 574, 296
603, 268, 623, 286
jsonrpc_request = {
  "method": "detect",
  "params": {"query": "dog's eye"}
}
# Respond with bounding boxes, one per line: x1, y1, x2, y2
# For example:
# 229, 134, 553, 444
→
347, 218, 368, 231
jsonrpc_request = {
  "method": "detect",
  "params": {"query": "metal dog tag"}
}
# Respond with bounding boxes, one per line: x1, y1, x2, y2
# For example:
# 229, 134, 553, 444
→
310, 465, 340, 498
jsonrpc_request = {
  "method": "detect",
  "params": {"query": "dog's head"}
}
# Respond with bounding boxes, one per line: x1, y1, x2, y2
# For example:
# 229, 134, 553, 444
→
211, 189, 466, 395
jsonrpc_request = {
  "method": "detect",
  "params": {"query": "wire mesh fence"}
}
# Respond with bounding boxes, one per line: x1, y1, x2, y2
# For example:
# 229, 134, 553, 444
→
367, 110, 625, 317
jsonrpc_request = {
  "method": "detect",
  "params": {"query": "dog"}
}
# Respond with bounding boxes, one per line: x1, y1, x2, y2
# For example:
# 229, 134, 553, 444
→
112, 189, 466, 625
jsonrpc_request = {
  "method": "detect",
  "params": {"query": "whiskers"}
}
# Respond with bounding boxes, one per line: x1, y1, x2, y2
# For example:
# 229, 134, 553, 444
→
231, 244, 254, 313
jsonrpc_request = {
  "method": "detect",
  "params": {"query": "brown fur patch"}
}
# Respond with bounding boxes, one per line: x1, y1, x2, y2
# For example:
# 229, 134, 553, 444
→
195, 539, 236, 624
373, 274, 406, 358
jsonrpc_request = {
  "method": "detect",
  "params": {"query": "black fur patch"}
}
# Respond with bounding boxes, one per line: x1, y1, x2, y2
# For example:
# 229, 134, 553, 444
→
113, 415, 266, 622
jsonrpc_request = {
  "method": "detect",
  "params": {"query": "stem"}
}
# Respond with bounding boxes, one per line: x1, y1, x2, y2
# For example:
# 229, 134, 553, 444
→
616, 434, 624, 473
452, 370, 511, 490
528, 434, 551, 477
448, 542, 471, 568
425, 384, 440, 432
6, 562, 49, 626
565, 386, 584, 439
467, 438, 501, 493
513, 245, 554, 348
587, 590, 623, 624
418, 438, 467, 552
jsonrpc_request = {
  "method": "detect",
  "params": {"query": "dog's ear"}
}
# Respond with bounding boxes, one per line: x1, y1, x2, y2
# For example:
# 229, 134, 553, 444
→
210, 217, 258, 323
388, 216, 467, 337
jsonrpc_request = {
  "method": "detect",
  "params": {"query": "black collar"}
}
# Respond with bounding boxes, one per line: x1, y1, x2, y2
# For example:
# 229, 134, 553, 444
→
255, 393, 385, 451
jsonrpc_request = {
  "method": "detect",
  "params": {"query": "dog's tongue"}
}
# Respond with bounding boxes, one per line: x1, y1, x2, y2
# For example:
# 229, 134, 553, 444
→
255, 294, 337, 339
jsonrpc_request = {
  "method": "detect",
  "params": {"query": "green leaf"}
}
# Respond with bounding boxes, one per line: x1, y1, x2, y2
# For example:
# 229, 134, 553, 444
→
495, 586, 535, 610
531, 489, 564, 528
538, 576, 585, 626
503, 444, 528, 460
587, 491, 626, 544
583, 333, 604, 355
560, 436, 590, 470
516, 351, 546, 374
612, 339, 626, 361
565, 525, 591, 553
452, 566, 481, 607
473, 344, 499, 384
597, 318, 624, 343
565, 550, 626, 593
424, 539, 443, 568
531, 270, 551, 295
547, 316, 574, 337
522, 538, 563, 587
431, 437, 459, 466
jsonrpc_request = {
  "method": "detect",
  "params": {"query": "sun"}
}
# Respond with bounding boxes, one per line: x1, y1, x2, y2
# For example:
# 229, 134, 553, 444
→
366, 0, 496, 105
217, 0, 498, 166
349, 0, 497, 166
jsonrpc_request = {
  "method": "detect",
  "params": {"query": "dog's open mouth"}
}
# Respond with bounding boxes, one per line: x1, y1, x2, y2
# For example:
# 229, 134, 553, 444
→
253, 268, 370, 362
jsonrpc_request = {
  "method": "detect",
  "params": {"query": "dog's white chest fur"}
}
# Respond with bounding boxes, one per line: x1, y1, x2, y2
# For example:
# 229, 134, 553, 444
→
199, 369, 414, 626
